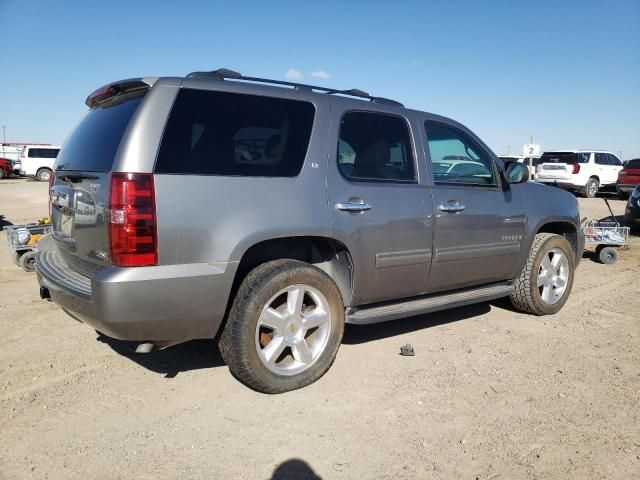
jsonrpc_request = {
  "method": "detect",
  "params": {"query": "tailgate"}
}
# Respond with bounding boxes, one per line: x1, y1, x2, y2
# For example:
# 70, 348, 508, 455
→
538, 163, 573, 179
50, 173, 111, 276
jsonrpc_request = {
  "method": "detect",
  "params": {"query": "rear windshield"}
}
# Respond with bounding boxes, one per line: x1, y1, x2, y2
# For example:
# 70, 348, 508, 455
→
55, 91, 144, 172
155, 89, 315, 177
28, 148, 59, 158
626, 159, 640, 169
539, 152, 590, 164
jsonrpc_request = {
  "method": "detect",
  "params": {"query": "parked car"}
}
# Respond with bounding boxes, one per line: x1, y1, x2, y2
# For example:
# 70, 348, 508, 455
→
36, 69, 584, 393
535, 150, 624, 198
0, 157, 13, 179
624, 185, 640, 231
616, 158, 640, 198
20, 145, 61, 181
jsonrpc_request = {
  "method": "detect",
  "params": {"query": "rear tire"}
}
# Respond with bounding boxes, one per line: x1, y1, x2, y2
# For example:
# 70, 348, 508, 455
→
0, 169, 5, 180
219, 259, 345, 394
19, 251, 37, 272
583, 178, 599, 198
510, 233, 575, 315
36, 168, 51, 182
597, 246, 618, 264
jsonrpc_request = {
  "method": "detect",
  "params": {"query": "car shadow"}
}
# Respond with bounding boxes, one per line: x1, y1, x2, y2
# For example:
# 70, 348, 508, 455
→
343, 302, 491, 345
97, 302, 495, 375
597, 213, 626, 224
96, 334, 225, 378
0, 215, 13, 231
271, 459, 321, 479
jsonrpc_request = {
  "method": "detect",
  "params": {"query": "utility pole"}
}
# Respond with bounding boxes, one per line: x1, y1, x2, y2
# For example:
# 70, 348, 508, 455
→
2, 125, 5, 144
507, 145, 511, 155
619, 150, 623, 160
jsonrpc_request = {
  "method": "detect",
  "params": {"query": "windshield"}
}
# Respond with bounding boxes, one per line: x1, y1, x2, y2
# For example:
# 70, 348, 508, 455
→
539, 152, 590, 164
55, 91, 144, 172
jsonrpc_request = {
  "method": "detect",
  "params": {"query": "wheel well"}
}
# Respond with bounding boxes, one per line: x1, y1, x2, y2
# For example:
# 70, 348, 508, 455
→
588, 175, 599, 182
537, 222, 579, 256
230, 236, 354, 308
36, 167, 52, 172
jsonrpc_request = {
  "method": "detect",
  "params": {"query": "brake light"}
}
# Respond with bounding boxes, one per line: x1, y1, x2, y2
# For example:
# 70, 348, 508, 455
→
572, 163, 580, 174
86, 85, 114, 108
108, 173, 157, 267
48, 171, 56, 218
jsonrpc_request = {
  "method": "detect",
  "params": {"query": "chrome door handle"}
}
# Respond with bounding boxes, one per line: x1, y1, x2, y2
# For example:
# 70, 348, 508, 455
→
336, 202, 372, 212
439, 203, 465, 213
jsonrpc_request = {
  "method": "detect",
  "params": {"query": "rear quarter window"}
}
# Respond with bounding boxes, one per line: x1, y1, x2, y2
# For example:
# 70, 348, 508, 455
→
155, 89, 315, 177
28, 148, 59, 158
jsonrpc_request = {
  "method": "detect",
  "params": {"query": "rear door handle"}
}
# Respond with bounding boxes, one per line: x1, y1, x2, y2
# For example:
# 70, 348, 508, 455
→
336, 202, 372, 212
439, 202, 466, 213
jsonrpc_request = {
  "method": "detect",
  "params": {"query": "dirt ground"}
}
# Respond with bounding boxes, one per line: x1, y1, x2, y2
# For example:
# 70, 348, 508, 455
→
0, 178, 638, 480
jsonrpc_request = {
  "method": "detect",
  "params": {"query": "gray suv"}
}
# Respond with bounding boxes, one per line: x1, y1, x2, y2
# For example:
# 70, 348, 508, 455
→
36, 69, 584, 393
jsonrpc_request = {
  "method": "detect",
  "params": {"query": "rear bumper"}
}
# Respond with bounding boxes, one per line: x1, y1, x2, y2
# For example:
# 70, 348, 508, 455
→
535, 179, 580, 190
617, 184, 638, 193
36, 236, 237, 342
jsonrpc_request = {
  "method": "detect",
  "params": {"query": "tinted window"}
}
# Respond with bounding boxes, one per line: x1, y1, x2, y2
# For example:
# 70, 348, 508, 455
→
595, 153, 609, 165
626, 159, 640, 169
28, 148, 59, 158
155, 90, 315, 177
607, 154, 622, 166
424, 122, 496, 185
337, 111, 415, 182
55, 91, 144, 172
539, 152, 590, 164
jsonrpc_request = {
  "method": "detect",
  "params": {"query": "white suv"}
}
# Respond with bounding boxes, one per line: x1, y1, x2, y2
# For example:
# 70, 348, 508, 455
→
535, 150, 623, 198
20, 145, 61, 181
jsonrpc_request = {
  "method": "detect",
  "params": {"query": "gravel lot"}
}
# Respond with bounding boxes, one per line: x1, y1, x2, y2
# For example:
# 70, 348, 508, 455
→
1, 178, 638, 479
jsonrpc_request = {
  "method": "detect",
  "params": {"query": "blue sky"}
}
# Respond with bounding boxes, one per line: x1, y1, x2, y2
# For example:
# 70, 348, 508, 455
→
1, 0, 639, 158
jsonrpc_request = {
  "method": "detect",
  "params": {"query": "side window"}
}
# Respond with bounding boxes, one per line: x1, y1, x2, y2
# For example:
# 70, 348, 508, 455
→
337, 111, 416, 182
595, 153, 608, 165
607, 154, 622, 166
155, 89, 315, 177
28, 149, 40, 158
424, 121, 496, 186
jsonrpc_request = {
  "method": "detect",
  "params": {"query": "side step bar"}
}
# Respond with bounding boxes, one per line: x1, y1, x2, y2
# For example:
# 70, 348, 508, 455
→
345, 281, 513, 325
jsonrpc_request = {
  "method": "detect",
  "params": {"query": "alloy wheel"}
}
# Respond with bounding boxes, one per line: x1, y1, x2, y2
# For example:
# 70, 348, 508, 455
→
255, 284, 332, 376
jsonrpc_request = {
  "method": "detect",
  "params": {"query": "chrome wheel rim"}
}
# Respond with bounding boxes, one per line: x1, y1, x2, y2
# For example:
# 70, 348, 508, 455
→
588, 182, 597, 197
537, 248, 569, 305
40, 170, 50, 181
255, 284, 331, 376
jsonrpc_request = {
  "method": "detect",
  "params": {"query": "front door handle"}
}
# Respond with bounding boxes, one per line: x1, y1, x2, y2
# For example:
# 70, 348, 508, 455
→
336, 202, 372, 212
439, 202, 466, 213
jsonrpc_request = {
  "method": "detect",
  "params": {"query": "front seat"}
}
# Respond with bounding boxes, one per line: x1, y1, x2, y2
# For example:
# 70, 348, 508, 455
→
351, 140, 396, 180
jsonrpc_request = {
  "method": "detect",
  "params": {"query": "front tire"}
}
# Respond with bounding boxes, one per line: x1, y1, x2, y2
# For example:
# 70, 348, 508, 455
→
219, 259, 345, 394
510, 233, 575, 315
36, 168, 51, 182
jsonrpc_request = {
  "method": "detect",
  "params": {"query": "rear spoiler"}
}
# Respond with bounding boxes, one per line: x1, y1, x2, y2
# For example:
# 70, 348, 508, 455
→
85, 77, 158, 108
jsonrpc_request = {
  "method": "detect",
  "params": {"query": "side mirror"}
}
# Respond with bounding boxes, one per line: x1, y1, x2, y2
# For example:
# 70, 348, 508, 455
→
505, 161, 529, 184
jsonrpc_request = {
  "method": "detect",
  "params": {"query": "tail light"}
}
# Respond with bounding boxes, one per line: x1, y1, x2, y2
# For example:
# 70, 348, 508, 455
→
108, 173, 157, 267
571, 163, 580, 174
48, 170, 56, 218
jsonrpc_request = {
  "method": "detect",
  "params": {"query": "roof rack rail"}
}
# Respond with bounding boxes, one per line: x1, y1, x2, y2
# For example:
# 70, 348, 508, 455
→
186, 68, 404, 107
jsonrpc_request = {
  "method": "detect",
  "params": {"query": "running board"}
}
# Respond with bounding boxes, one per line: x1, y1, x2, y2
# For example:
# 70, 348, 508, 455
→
345, 281, 513, 325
